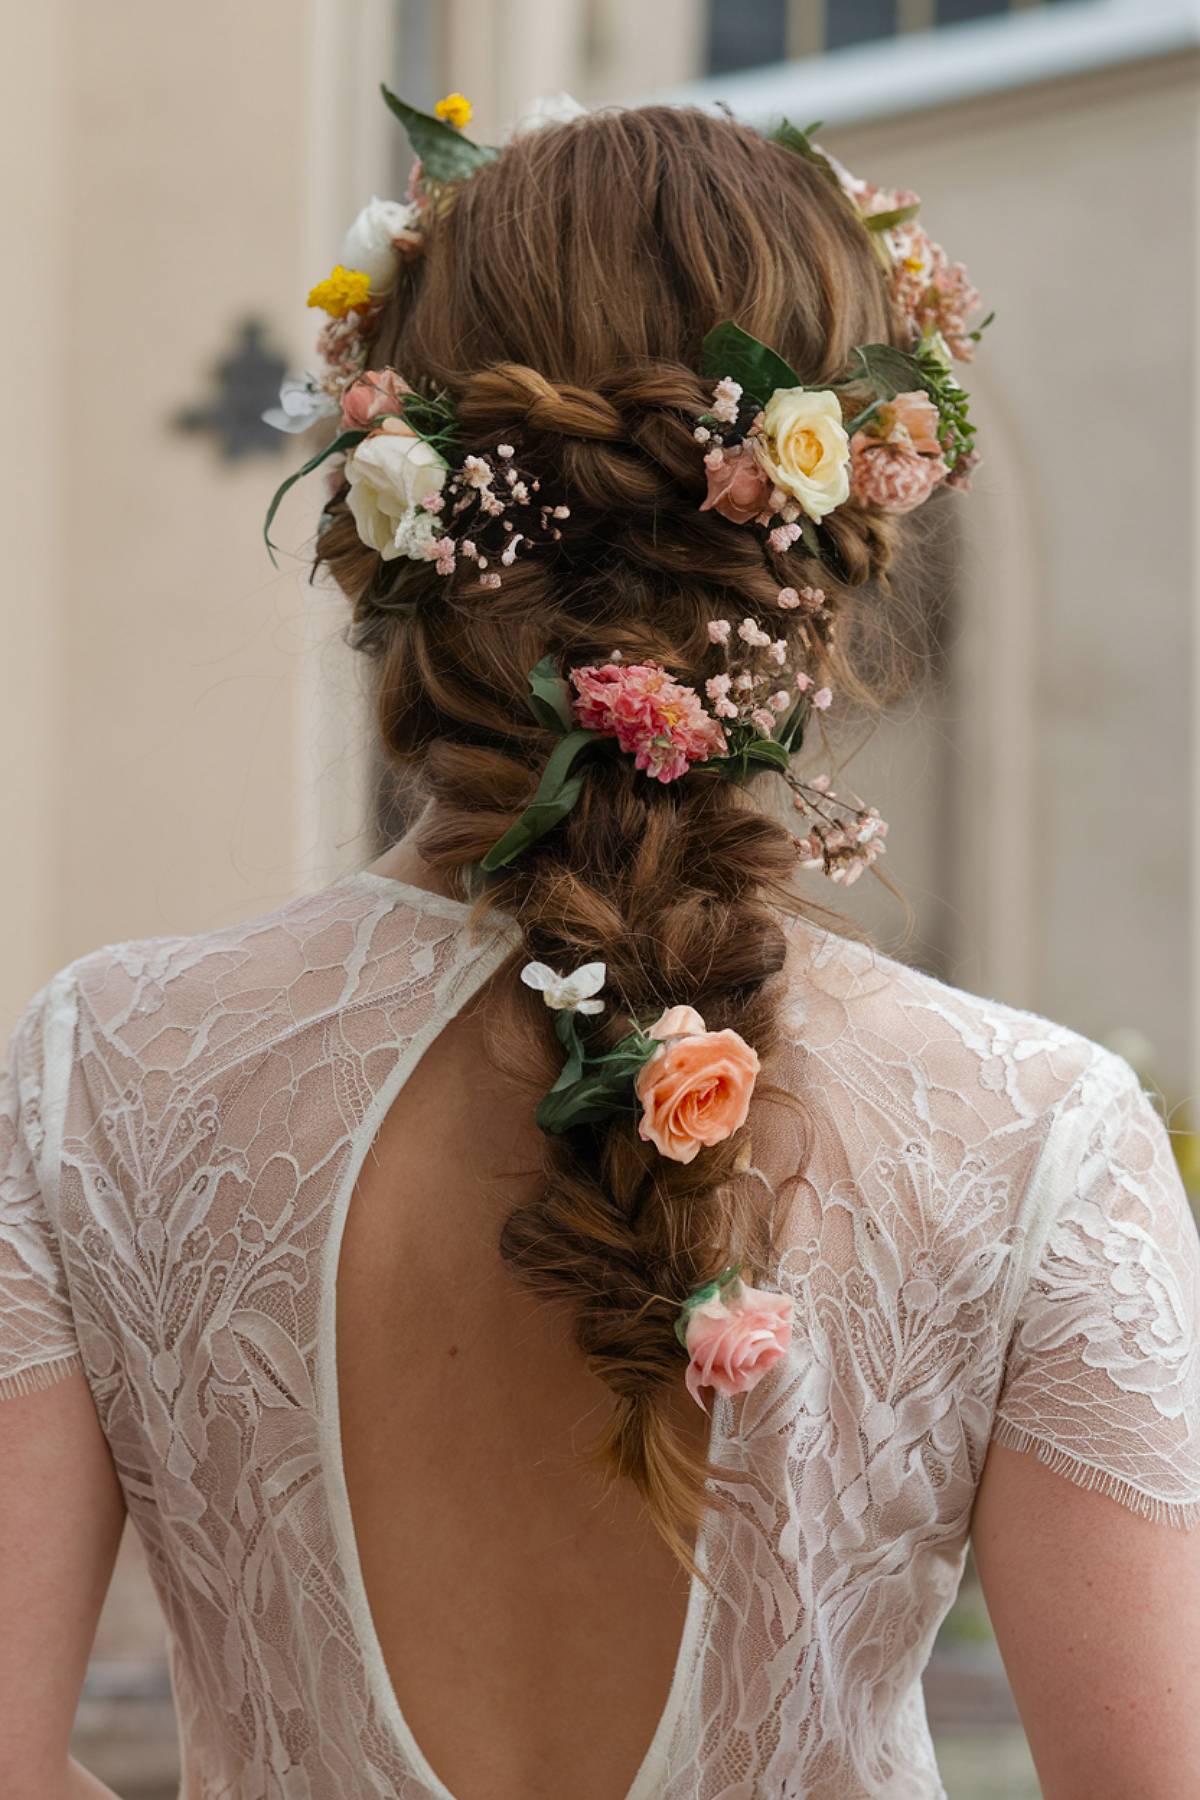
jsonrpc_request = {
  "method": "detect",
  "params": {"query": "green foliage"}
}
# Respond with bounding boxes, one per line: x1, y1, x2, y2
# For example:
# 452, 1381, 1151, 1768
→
263, 428, 367, 565
771, 118, 842, 194
379, 87, 497, 184
478, 728, 597, 872
700, 321, 802, 407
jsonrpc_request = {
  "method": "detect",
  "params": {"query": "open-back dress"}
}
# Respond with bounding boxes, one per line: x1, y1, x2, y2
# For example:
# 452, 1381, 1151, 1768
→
3, 868, 1199, 1797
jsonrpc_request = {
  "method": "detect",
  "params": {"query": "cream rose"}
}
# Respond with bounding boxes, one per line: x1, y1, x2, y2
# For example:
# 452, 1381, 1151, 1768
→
341, 195, 422, 295
344, 421, 448, 562
753, 387, 851, 522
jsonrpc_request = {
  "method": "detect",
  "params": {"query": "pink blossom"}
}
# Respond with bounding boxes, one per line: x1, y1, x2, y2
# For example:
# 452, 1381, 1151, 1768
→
699, 442, 773, 525
570, 660, 727, 783
751, 708, 776, 735
707, 618, 732, 645
682, 1280, 793, 1408
812, 687, 833, 710
705, 673, 732, 701
768, 690, 791, 713
777, 587, 800, 610
850, 435, 949, 514
710, 376, 743, 425
794, 672, 812, 693
478, 572, 502, 590
769, 522, 802, 553
737, 618, 771, 648
887, 391, 943, 457
340, 368, 410, 430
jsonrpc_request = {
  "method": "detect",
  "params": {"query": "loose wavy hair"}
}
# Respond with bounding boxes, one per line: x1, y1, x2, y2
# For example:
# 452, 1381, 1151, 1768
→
315, 105, 915, 1578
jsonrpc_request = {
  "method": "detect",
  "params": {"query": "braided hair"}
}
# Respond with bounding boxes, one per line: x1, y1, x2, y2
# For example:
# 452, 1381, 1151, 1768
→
316, 105, 911, 1577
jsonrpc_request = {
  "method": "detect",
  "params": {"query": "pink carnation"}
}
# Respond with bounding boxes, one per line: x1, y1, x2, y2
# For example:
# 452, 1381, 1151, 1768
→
699, 442, 773, 526
850, 438, 948, 514
570, 660, 727, 783
682, 1280, 793, 1409
849, 391, 949, 515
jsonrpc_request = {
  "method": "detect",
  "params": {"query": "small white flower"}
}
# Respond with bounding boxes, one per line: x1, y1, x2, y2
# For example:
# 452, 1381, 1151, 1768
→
520, 960, 607, 1014
262, 374, 338, 434
507, 92, 588, 138
341, 195, 421, 294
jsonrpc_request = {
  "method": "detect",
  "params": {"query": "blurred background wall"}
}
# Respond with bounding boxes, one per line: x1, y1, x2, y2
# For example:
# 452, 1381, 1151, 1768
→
3, 2, 1198, 1794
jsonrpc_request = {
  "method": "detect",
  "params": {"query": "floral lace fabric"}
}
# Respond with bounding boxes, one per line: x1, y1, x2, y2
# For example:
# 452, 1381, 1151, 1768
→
2, 872, 1199, 1799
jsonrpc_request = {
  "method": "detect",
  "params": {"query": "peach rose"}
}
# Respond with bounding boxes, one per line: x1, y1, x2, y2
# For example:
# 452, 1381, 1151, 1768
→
888, 390, 942, 457
341, 368, 410, 431
682, 1282, 793, 1408
699, 442, 773, 524
635, 1007, 759, 1164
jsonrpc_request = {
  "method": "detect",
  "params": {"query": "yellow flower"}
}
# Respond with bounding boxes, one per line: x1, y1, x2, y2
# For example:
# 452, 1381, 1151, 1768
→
306, 265, 372, 319
435, 91, 473, 129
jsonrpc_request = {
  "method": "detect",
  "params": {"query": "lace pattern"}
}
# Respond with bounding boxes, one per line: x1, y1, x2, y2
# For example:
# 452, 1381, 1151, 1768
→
1, 876, 1198, 1798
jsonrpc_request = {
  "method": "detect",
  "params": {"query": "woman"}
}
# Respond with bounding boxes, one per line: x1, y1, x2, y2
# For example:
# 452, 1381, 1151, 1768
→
3, 98, 1199, 1800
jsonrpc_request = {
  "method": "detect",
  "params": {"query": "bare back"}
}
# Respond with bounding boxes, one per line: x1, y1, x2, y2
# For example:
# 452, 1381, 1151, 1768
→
336, 977, 713, 1800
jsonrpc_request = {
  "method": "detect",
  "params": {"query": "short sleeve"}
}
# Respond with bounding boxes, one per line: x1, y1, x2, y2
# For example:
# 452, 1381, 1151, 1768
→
0, 976, 84, 1402
991, 1047, 1200, 1529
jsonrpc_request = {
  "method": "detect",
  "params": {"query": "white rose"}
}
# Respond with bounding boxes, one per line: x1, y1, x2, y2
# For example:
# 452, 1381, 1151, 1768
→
341, 195, 421, 295
345, 424, 447, 562
753, 388, 851, 523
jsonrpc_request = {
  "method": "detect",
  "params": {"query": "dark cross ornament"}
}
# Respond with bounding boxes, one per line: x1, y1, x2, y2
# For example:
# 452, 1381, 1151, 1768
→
174, 317, 290, 462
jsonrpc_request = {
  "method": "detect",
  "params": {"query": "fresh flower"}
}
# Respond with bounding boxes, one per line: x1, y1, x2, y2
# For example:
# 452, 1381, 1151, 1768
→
508, 91, 588, 136
262, 374, 338, 435
635, 1006, 760, 1164
341, 195, 423, 293
570, 661, 727, 783
699, 442, 773, 525
306, 264, 374, 319
340, 368, 410, 431
678, 1270, 793, 1408
519, 960, 606, 1015
753, 387, 851, 522
849, 390, 949, 515
344, 420, 449, 561
435, 91, 473, 128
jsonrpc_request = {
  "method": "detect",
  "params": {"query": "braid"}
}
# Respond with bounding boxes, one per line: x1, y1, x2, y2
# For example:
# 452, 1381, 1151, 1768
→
313, 104, 919, 1574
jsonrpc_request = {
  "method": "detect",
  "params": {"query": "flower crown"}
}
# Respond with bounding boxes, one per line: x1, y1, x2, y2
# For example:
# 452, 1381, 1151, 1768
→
263, 96, 989, 576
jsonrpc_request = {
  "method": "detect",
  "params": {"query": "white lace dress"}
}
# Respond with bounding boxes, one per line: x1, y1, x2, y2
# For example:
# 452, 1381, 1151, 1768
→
3, 871, 1199, 1799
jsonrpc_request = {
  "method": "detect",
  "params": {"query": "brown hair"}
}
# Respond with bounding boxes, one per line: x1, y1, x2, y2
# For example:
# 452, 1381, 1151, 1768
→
316, 105, 910, 1577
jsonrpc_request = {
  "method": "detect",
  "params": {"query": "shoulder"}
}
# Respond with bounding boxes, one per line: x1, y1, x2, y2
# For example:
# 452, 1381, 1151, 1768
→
9, 877, 392, 1089
775, 915, 1143, 1169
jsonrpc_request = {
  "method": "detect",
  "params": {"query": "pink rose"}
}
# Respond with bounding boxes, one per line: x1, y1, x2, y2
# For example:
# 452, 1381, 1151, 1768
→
635, 1007, 759, 1163
341, 368, 410, 431
699, 442, 773, 525
682, 1281, 793, 1408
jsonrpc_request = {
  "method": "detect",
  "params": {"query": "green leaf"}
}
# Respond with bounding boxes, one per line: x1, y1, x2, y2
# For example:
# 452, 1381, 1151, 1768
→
526, 655, 574, 735
700, 321, 802, 408
535, 1044, 655, 1135
863, 201, 921, 233
550, 1007, 585, 1090
799, 516, 821, 558
380, 86, 498, 185
741, 738, 792, 774
772, 118, 841, 193
775, 695, 810, 755
263, 428, 368, 565
844, 342, 931, 401
479, 729, 598, 872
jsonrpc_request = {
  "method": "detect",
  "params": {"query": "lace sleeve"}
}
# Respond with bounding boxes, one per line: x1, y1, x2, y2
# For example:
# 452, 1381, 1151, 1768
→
0, 975, 84, 1403
990, 1047, 1200, 1529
